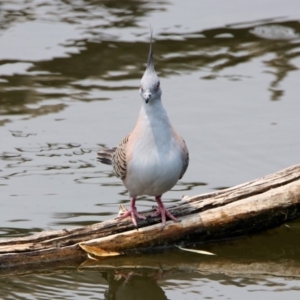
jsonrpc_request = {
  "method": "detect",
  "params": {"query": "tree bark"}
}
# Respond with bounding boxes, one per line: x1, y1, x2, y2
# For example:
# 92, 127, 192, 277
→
1, 164, 300, 273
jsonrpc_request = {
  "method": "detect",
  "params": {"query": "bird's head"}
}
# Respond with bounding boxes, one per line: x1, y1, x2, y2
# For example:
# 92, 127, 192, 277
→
139, 30, 162, 104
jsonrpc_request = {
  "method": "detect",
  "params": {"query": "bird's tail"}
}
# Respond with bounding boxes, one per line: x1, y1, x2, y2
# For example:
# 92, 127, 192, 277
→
97, 148, 116, 165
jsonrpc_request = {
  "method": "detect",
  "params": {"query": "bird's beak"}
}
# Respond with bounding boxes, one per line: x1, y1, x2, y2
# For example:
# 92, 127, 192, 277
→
144, 91, 151, 104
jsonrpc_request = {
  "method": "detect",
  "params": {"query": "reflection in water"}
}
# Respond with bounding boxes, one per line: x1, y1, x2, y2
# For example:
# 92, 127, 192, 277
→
0, 2, 299, 231
1, 12, 300, 116
102, 271, 167, 300
250, 24, 299, 40
1, 225, 300, 300
0, 1, 300, 299
0, 226, 40, 238
1, 268, 299, 300
0, 0, 167, 32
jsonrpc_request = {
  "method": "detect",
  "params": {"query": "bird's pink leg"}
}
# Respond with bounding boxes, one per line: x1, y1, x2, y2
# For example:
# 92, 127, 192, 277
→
118, 196, 146, 227
151, 195, 179, 227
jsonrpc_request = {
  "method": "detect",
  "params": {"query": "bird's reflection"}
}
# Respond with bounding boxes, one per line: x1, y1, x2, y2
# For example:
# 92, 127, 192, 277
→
101, 270, 167, 300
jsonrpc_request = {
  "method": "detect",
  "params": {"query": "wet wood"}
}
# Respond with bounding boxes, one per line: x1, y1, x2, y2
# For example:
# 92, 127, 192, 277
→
0, 164, 300, 270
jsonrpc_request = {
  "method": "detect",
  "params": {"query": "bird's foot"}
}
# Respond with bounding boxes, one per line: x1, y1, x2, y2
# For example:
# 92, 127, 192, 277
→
118, 208, 146, 227
114, 271, 142, 283
151, 205, 179, 228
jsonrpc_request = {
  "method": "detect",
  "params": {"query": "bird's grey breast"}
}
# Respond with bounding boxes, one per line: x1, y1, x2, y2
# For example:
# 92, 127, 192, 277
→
125, 128, 183, 196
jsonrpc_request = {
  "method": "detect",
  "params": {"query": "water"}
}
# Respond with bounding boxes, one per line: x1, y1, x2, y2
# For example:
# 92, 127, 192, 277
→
1, 0, 300, 298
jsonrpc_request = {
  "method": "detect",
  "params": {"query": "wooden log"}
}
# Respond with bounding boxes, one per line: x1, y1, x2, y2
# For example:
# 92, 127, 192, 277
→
0, 164, 300, 272
80, 179, 300, 256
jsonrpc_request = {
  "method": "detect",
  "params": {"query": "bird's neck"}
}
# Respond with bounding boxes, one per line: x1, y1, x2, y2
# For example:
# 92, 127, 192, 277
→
137, 98, 173, 140
141, 97, 168, 123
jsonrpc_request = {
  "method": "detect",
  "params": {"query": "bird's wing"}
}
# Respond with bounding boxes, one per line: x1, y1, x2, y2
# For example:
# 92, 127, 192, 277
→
172, 129, 189, 179
112, 134, 130, 179
179, 138, 189, 179
97, 147, 116, 165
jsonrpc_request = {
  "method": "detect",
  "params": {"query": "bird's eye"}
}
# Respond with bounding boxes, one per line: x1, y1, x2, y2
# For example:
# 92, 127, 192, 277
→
156, 81, 160, 90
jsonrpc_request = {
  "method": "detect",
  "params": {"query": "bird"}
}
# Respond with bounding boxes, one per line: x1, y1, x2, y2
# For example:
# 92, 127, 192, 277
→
97, 30, 189, 227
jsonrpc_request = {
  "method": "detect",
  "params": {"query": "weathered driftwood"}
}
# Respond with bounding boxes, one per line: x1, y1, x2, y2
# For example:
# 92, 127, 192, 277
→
0, 164, 300, 272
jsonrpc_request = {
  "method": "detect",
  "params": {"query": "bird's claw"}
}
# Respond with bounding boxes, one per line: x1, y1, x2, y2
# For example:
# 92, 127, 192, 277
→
118, 209, 146, 227
151, 205, 179, 227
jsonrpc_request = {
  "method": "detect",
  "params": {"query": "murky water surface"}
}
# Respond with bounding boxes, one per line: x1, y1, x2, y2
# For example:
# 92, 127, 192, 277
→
1, 0, 300, 299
